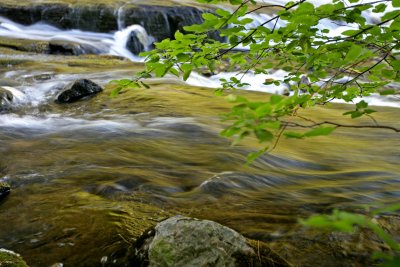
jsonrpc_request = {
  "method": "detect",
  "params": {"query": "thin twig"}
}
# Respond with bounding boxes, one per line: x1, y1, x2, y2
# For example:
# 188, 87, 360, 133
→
282, 120, 400, 132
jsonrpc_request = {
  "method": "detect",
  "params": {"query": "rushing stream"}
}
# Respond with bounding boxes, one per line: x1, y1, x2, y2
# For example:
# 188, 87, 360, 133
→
0, 1, 399, 266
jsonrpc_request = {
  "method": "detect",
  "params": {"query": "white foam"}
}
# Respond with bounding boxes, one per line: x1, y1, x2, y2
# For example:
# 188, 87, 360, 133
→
186, 70, 290, 94
0, 114, 138, 133
1, 86, 25, 101
0, 16, 153, 60
110, 25, 154, 61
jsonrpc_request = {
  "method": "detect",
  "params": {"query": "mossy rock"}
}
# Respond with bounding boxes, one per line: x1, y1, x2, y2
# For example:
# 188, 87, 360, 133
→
0, 249, 29, 267
131, 215, 292, 267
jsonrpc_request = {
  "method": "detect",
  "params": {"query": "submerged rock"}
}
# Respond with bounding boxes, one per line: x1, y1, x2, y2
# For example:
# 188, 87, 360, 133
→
0, 248, 28, 267
0, 87, 13, 111
0, 86, 24, 111
48, 41, 101, 56
55, 79, 103, 103
0, 182, 10, 200
131, 215, 289, 267
126, 29, 146, 55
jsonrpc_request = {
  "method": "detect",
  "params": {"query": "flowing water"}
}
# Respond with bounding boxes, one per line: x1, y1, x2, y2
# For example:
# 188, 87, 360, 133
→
0, 1, 399, 266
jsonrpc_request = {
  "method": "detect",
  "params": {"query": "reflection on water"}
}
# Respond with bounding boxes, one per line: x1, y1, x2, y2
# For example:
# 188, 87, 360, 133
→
0, 76, 399, 266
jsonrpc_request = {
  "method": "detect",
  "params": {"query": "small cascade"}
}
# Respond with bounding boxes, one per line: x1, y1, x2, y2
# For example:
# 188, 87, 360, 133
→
116, 5, 126, 30
0, 16, 154, 59
1, 86, 25, 102
111, 24, 154, 60
0, 16, 112, 55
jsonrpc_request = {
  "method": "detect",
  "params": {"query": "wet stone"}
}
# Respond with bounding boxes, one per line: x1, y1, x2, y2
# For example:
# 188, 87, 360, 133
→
126, 30, 145, 55
0, 182, 10, 200
131, 215, 289, 267
55, 79, 103, 103
48, 41, 101, 56
0, 87, 13, 111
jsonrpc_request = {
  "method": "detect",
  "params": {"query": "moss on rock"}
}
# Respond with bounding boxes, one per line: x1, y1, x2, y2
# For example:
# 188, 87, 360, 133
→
0, 249, 29, 267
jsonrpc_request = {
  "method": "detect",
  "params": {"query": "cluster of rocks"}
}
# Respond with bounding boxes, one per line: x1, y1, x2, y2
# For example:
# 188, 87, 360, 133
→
0, 78, 103, 112
0, 215, 289, 266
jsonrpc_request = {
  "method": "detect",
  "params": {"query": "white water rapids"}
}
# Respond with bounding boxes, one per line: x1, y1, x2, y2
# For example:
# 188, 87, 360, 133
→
0, 16, 152, 61
0, 1, 399, 107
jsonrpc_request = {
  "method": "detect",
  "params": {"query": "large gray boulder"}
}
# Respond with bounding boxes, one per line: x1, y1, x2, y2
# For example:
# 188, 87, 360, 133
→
132, 215, 288, 267
55, 79, 103, 103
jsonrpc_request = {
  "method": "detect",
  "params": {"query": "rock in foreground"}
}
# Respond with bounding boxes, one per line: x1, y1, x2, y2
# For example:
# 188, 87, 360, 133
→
55, 79, 103, 103
0, 248, 28, 267
132, 215, 289, 267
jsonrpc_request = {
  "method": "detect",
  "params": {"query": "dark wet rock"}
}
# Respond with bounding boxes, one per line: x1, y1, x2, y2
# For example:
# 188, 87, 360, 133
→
0, 4, 117, 32
32, 73, 54, 81
131, 215, 290, 266
55, 79, 103, 103
0, 182, 10, 200
121, 5, 206, 41
0, 87, 13, 111
126, 30, 145, 55
48, 41, 101, 56
0, 248, 28, 267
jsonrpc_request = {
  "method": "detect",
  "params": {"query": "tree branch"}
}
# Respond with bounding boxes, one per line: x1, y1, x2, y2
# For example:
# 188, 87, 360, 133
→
213, 0, 306, 59
282, 120, 400, 132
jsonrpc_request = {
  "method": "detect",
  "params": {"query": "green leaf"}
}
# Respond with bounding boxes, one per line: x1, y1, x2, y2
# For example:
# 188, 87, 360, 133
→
344, 44, 363, 63
356, 100, 368, 109
341, 29, 359, 36
221, 126, 242, 137
393, 0, 400, 8
284, 131, 304, 139
372, 203, 400, 215
176, 53, 190, 62
303, 126, 335, 137
379, 89, 396, 95
110, 87, 122, 97
254, 129, 274, 143
372, 3, 387, 13
229, 0, 242, 4
246, 148, 267, 164
181, 64, 192, 81
169, 68, 179, 77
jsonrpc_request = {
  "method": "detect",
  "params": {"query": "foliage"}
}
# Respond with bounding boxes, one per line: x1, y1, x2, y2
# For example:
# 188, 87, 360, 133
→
301, 204, 400, 266
115, 0, 400, 161
113, 0, 400, 264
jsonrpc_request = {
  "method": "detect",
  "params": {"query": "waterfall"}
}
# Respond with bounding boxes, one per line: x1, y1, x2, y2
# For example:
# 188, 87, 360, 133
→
116, 5, 126, 30
0, 16, 154, 59
110, 24, 154, 61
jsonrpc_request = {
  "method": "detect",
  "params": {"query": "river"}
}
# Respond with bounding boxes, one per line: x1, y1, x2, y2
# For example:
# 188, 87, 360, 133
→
0, 1, 399, 266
